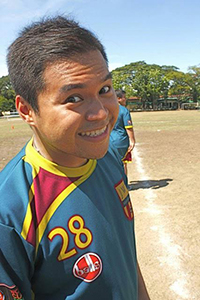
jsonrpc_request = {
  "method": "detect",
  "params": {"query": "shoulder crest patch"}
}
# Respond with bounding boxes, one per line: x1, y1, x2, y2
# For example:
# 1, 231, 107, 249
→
115, 179, 134, 220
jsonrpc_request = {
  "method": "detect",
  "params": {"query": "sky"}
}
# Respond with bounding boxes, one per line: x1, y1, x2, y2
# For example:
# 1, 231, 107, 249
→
0, 0, 200, 77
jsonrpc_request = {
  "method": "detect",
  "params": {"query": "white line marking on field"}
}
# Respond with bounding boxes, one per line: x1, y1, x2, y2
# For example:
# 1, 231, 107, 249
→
132, 146, 146, 176
170, 279, 190, 299
133, 145, 191, 299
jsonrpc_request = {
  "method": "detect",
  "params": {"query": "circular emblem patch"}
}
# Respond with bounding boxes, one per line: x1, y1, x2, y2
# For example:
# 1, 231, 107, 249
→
0, 291, 5, 300
0, 284, 23, 300
73, 252, 102, 282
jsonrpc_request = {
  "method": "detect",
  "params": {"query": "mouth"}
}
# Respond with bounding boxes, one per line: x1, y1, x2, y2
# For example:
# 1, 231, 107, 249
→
79, 125, 107, 137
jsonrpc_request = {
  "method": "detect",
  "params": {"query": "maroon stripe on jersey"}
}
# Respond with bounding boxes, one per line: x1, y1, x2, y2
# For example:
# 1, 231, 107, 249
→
26, 168, 80, 246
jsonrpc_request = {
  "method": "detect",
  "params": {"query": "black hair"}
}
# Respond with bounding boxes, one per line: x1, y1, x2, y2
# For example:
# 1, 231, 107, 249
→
7, 16, 108, 111
115, 89, 126, 98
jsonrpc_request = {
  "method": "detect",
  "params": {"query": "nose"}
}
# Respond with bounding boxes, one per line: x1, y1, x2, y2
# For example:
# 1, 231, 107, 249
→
85, 98, 108, 121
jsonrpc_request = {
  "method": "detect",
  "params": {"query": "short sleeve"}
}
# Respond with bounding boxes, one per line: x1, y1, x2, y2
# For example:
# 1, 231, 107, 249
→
0, 223, 34, 300
122, 108, 133, 129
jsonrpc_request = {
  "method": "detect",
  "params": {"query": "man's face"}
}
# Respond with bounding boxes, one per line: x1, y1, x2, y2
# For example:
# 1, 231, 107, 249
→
30, 50, 119, 167
118, 94, 126, 106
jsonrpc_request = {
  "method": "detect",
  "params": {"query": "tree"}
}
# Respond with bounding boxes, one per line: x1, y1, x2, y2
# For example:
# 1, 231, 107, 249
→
165, 71, 191, 108
187, 65, 200, 102
0, 95, 15, 112
0, 75, 15, 112
112, 61, 169, 109
111, 61, 147, 97
111, 61, 200, 110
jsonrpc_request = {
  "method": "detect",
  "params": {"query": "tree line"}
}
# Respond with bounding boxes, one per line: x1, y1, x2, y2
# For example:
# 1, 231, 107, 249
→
0, 61, 200, 112
111, 61, 200, 109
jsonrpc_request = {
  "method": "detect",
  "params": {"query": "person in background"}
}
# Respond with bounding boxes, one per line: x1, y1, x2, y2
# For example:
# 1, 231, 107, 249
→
0, 16, 150, 300
110, 89, 136, 177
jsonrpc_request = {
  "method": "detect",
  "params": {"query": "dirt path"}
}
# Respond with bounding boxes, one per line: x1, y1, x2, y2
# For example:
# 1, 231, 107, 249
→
128, 111, 200, 300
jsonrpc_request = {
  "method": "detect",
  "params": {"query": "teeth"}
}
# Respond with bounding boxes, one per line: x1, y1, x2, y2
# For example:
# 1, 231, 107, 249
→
80, 126, 106, 137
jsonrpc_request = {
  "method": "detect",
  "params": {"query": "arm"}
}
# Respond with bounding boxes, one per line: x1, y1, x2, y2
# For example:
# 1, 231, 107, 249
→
137, 263, 151, 300
0, 223, 33, 300
126, 127, 136, 152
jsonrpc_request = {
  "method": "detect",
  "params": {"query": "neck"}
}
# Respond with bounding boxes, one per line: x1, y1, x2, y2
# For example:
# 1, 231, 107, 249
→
32, 137, 88, 168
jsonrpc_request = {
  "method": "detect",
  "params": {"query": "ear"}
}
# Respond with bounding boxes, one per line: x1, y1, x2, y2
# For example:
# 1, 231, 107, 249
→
15, 95, 35, 126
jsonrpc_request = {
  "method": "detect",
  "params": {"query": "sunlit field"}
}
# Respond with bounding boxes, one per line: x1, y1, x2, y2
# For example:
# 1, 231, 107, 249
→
128, 109, 200, 300
0, 118, 32, 170
1, 110, 200, 299
0, 110, 199, 170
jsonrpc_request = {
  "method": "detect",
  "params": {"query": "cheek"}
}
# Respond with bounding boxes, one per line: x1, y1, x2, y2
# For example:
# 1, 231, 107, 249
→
52, 110, 81, 131
35, 112, 79, 141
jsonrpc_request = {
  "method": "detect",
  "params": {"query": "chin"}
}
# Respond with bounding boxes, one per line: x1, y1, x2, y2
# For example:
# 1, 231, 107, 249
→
79, 140, 110, 160
90, 152, 107, 160
88, 147, 109, 160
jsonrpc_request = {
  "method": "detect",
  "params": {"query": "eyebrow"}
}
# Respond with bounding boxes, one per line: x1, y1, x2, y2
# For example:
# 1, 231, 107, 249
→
59, 72, 112, 93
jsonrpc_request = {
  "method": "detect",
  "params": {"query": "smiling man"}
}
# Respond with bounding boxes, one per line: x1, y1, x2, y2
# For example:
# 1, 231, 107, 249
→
0, 16, 150, 300
17, 51, 117, 167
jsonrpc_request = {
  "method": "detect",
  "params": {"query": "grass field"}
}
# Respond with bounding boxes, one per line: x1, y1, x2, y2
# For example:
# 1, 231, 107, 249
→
1, 110, 199, 170
128, 110, 200, 300
0, 118, 32, 170
0, 110, 200, 299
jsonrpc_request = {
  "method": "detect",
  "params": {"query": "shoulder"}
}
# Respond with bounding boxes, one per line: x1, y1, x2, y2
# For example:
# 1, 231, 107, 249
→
119, 105, 131, 119
120, 105, 129, 113
97, 143, 127, 182
0, 145, 27, 183
0, 143, 33, 227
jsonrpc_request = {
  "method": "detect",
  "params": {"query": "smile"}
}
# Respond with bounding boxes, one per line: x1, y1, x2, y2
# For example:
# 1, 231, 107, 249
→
79, 126, 107, 137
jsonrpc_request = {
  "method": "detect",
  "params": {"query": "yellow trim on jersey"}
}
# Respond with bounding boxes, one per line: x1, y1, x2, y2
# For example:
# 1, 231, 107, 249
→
21, 138, 97, 254
124, 125, 133, 129
25, 138, 95, 177
21, 183, 34, 240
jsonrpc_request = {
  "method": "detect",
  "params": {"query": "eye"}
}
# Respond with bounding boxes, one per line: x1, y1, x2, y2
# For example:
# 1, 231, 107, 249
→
64, 95, 83, 103
99, 85, 111, 95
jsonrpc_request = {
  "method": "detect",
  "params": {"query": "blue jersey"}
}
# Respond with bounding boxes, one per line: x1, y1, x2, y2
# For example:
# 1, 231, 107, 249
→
0, 139, 137, 300
110, 105, 133, 159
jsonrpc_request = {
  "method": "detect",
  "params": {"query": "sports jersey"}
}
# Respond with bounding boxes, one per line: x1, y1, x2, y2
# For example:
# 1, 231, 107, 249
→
110, 105, 133, 160
0, 139, 138, 300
